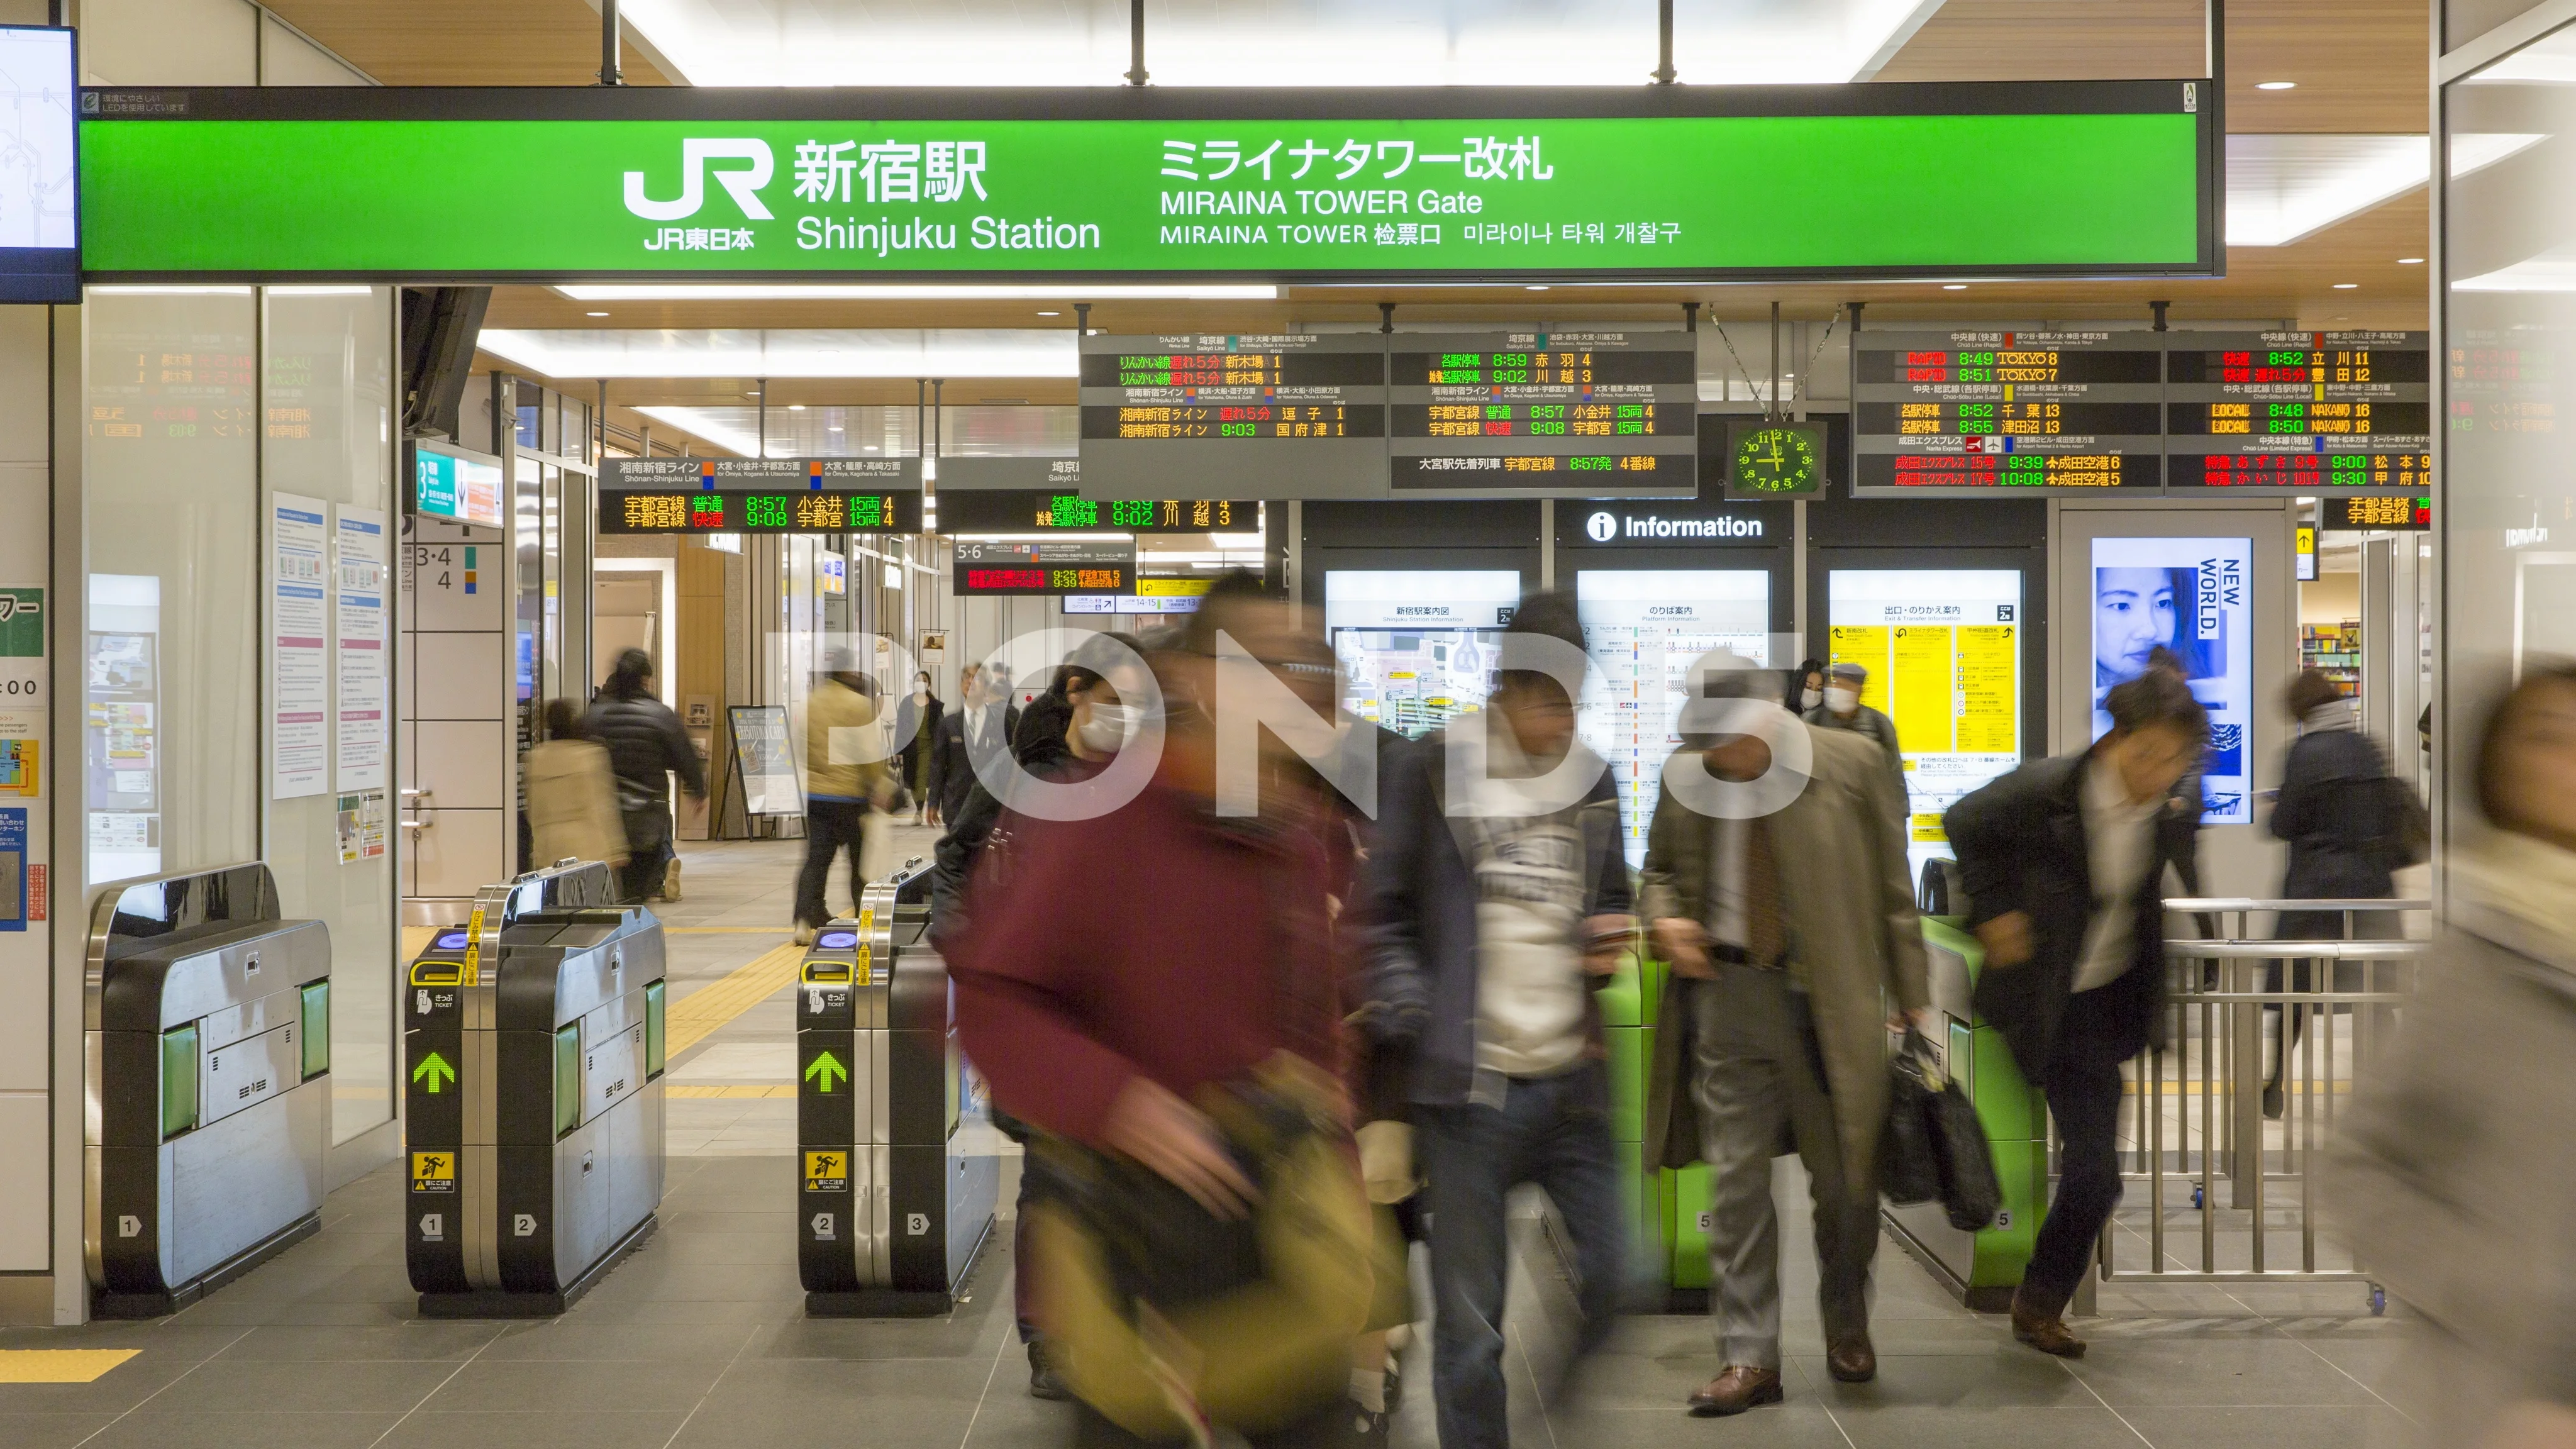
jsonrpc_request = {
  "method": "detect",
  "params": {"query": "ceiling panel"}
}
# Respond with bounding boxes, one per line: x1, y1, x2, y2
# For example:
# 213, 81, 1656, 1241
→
261, 1, 677, 85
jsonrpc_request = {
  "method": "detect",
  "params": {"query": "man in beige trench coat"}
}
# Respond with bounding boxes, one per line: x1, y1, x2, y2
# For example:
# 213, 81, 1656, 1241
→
1640, 662, 1929, 1414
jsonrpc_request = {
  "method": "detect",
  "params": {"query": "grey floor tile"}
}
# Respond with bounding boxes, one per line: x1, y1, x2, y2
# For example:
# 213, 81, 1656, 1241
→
2121, 1404, 2412, 1449
478, 1321, 760, 1362
0, 1411, 118, 1448
957, 1375, 1079, 1449
0, 1355, 199, 1414
209, 1323, 504, 1362
418, 1356, 731, 1414
80, 1409, 405, 1449
1553, 1401, 1852, 1449
1817, 1402, 2150, 1449
170, 1299, 421, 1328
142, 1357, 462, 1414
747, 1311, 1004, 1362
2282, 1335, 2407, 1397
2064, 1337, 2385, 1407
555, 1297, 790, 1328
570, 1258, 804, 1305
670, 1357, 987, 1449
0, 1322, 250, 1360
377, 1408, 697, 1449
1789, 1349, 2102, 1411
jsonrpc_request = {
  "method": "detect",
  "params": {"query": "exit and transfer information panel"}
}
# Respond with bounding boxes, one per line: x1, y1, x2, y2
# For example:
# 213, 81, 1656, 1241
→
1078, 332, 1385, 499
1853, 328, 2431, 494
1387, 331, 1697, 496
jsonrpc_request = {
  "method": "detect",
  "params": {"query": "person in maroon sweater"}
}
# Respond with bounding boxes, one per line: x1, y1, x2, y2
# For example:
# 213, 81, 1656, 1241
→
949, 580, 1364, 1445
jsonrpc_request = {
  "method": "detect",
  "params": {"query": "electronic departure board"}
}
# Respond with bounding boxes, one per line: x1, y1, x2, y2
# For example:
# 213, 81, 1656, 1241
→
1386, 331, 1697, 497
2322, 496, 2431, 530
1078, 333, 1386, 499
1853, 330, 2164, 492
596, 456, 922, 535
937, 489, 1253, 535
2165, 331, 2431, 494
952, 537, 1136, 596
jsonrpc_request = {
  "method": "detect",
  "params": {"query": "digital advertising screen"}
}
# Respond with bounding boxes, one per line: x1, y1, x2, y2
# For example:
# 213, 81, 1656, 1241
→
413, 444, 504, 530
1574, 571, 1774, 866
1828, 570, 2023, 875
0, 26, 76, 303
1324, 570, 1520, 738
2088, 536, 2253, 823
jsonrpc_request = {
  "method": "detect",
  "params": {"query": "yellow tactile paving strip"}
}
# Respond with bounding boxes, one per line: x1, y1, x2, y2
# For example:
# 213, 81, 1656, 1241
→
0, 1349, 139, 1382
664, 940, 803, 1060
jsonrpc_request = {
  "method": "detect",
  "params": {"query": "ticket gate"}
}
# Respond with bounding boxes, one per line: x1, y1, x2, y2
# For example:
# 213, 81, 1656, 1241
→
404, 860, 668, 1316
84, 863, 333, 1318
797, 857, 1000, 1315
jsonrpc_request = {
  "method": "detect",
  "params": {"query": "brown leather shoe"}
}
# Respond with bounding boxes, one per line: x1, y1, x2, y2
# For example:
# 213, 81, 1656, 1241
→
1687, 1365, 1785, 1416
2011, 1289, 2087, 1358
1826, 1335, 1877, 1383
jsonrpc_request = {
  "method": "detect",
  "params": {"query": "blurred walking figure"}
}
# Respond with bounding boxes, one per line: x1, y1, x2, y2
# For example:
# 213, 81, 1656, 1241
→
523, 699, 627, 872
1641, 660, 1929, 1411
2263, 668, 2414, 1117
1352, 588, 1634, 1449
2333, 663, 2576, 1446
1805, 661, 1907, 826
794, 651, 894, 947
892, 669, 944, 824
1944, 670, 2207, 1358
950, 582, 1382, 1447
927, 663, 1022, 831
583, 648, 707, 906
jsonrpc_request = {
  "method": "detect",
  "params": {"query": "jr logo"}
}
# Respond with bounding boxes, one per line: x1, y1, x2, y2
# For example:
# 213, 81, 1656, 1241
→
625, 139, 777, 221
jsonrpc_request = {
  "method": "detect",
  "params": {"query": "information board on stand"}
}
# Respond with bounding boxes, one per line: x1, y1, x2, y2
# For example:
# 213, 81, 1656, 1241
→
724, 706, 802, 820
1387, 331, 1697, 496
1827, 570, 2022, 877
1852, 329, 2431, 495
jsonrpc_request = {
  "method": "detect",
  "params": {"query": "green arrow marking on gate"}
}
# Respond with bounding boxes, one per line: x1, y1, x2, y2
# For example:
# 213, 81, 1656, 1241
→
804, 1050, 847, 1093
412, 1051, 456, 1094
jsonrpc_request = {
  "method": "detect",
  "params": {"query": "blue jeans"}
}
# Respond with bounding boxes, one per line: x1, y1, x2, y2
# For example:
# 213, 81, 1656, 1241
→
1417, 1063, 1627, 1449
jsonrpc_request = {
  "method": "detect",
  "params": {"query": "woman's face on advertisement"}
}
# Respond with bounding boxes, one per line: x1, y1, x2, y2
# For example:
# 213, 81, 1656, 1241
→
2096, 568, 2178, 680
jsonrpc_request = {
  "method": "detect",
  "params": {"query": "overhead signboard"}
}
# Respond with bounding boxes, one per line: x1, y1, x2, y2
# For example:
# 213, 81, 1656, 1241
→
1387, 331, 1696, 496
1079, 332, 1385, 497
413, 443, 504, 530
0, 26, 77, 303
2321, 495, 2431, 530
78, 84, 2213, 281
602, 456, 921, 490
1852, 329, 2431, 495
597, 456, 923, 535
936, 489, 1252, 534
952, 536, 1135, 595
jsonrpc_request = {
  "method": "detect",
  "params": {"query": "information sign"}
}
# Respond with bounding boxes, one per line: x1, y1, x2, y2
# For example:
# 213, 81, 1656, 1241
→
1853, 330, 2164, 491
1079, 333, 1385, 497
952, 536, 1135, 595
413, 443, 503, 530
1574, 570, 1773, 866
2321, 495, 2430, 530
2164, 330, 2431, 494
1324, 570, 1520, 737
1387, 331, 1696, 496
1826, 570, 2022, 874
936, 489, 1252, 534
596, 456, 923, 535
725, 705, 802, 818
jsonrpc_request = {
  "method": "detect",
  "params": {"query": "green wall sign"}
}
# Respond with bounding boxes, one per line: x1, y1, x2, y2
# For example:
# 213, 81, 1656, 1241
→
77, 84, 2214, 281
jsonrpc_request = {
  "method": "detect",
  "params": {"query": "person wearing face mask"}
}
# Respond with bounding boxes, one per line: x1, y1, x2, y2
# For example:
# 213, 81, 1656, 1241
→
1944, 670, 2209, 1358
1789, 657, 1827, 714
891, 669, 945, 826
1804, 661, 1907, 829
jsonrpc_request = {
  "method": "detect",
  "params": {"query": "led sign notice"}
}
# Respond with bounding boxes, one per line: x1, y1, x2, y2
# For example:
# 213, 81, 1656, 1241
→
935, 489, 1251, 533
1387, 331, 1697, 494
414, 445, 504, 530
2322, 496, 2431, 530
598, 489, 919, 534
78, 84, 2213, 281
1079, 332, 1387, 498
952, 537, 1135, 596
2164, 331, 2431, 492
601, 456, 922, 491
1853, 330, 2164, 492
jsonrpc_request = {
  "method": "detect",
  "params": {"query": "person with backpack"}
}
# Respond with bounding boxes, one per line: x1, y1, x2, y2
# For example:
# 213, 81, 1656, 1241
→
582, 649, 707, 906
522, 698, 626, 874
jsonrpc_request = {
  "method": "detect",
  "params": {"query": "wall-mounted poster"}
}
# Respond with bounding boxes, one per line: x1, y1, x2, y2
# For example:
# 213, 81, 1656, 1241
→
2088, 536, 2253, 823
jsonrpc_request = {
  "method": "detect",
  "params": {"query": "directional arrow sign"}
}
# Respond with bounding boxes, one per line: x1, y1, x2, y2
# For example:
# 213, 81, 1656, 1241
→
803, 1050, 847, 1093
412, 1050, 457, 1094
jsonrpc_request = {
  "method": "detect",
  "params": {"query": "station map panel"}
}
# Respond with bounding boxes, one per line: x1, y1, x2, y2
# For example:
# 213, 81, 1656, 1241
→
1853, 330, 2431, 495
1387, 331, 1697, 496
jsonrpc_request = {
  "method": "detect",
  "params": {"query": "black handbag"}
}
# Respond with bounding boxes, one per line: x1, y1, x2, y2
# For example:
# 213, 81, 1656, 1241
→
1880, 1045, 1943, 1206
1885, 1034, 2004, 1232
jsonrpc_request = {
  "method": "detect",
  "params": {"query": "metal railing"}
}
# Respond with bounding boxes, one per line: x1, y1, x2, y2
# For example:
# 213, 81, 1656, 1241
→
2093, 898, 2427, 1296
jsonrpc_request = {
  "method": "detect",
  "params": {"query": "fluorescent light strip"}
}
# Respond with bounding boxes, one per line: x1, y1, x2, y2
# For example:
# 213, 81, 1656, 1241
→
477, 328, 1077, 380
554, 284, 1277, 302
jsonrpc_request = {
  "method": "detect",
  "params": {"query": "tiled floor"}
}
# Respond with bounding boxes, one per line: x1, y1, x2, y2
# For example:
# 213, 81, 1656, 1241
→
2, 834, 2426, 1449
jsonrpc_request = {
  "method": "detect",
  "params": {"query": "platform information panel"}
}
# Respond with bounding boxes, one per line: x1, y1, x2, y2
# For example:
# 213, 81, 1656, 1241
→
936, 489, 1252, 534
1853, 330, 2163, 492
1387, 331, 1697, 497
1574, 571, 1773, 867
1079, 332, 1385, 499
2164, 330, 2431, 494
1827, 570, 2022, 877
952, 536, 1135, 596
1324, 570, 1519, 738
596, 457, 923, 535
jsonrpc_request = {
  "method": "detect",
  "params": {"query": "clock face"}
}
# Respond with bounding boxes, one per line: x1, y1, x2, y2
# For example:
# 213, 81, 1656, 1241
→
1731, 426, 1821, 495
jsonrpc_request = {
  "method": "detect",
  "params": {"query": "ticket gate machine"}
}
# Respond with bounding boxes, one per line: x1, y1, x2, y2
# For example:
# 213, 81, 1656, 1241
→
404, 860, 668, 1316
797, 857, 1000, 1315
85, 863, 333, 1318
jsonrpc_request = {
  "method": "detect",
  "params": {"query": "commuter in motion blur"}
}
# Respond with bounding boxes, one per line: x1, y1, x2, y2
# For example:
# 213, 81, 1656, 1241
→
926, 663, 1019, 832
1352, 588, 1635, 1449
2262, 667, 2411, 1117
891, 668, 944, 824
792, 650, 894, 947
583, 648, 707, 906
949, 579, 1384, 1446
1804, 660, 1908, 825
1640, 658, 1929, 1411
2333, 663, 2576, 1446
522, 699, 626, 875
1943, 670, 2207, 1357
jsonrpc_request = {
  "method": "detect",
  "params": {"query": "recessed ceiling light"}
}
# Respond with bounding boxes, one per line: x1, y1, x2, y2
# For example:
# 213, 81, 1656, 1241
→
2257, 80, 2297, 90
787, 403, 806, 411
1941, 284, 1967, 291
2333, 282, 2359, 289
1526, 284, 1549, 291
828, 425, 844, 432
2398, 257, 2425, 264
586, 311, 609, 317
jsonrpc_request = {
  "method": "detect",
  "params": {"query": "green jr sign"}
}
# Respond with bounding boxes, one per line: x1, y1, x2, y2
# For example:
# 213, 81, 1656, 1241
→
77, 83, 2216, 282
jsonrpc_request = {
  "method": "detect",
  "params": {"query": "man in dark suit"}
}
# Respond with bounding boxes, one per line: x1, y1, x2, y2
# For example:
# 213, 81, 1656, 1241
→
926, 663, 1020, 829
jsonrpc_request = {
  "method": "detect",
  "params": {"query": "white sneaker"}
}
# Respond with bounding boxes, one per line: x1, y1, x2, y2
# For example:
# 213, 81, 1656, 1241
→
661, 857, 683, 902
792, 924, 816, 947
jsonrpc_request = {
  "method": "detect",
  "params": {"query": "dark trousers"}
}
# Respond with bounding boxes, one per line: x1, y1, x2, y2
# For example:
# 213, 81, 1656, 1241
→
1418, 1063, 1626, 1449
2024, 985, 2126, 1311
617, 809, 669, 905
795, 798, 869, 928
